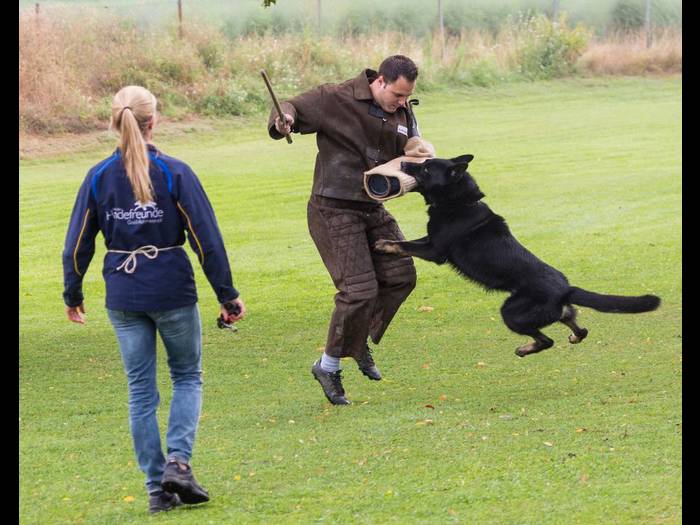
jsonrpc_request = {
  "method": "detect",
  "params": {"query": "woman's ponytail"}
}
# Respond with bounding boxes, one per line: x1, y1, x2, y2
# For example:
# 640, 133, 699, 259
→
110, 86, 158, 204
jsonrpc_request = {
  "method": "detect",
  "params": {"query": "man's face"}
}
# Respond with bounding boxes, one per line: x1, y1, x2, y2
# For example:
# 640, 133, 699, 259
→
374, 75, 415, 114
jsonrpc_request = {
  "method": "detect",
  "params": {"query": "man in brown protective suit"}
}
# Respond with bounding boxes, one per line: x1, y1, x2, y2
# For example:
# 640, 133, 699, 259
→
268, 55, 420, 405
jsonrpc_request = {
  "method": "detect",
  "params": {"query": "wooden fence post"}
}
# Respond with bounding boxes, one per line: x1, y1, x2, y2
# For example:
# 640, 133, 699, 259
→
438, 0, 445, 61
645, 0, 652, 48
178, 0, 183, 39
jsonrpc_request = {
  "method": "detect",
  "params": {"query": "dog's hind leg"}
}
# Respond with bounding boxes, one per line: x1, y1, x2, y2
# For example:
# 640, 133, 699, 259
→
501, 295, 556, 357
514, 331, 554, 358
560, 304, 588, 344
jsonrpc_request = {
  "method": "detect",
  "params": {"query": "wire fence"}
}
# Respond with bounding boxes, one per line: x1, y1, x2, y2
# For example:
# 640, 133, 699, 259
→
20, 0, 682, 39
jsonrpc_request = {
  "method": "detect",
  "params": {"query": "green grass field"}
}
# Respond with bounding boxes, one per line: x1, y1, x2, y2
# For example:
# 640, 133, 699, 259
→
20, 76, 681, 524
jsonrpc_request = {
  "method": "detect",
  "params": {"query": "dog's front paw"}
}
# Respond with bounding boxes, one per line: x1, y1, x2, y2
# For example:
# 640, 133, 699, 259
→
374, 239, 401, 254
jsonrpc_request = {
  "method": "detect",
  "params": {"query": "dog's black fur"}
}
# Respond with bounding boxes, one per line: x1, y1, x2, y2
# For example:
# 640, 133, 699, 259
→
374, 155, 661, 357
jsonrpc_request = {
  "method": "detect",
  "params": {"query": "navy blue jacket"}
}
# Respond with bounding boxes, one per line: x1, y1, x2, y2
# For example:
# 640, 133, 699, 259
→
63, 144, 239, 311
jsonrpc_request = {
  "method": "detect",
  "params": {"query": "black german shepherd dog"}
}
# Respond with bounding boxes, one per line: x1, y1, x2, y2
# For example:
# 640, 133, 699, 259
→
374, 155, 661, 357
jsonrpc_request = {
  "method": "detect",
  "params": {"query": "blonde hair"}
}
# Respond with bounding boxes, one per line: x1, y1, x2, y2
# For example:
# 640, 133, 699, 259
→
110, 86, 158, 204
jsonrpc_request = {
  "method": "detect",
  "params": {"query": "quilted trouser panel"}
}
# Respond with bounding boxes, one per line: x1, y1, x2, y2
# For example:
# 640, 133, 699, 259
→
307, 198, 415, 358
366, 206, 417, 344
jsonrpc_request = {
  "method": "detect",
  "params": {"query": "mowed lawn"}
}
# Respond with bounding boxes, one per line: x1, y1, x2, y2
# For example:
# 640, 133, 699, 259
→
20, 76, 681, 524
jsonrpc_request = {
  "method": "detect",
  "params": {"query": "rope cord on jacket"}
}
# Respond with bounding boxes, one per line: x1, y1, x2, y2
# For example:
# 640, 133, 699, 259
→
108, 245, 183, 274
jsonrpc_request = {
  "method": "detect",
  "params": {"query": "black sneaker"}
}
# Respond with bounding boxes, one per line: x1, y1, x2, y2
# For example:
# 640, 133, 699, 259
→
356, 346, 382, 381
311, 359, 351, 405
161, 460, 210, 504
148, 490, 182, 514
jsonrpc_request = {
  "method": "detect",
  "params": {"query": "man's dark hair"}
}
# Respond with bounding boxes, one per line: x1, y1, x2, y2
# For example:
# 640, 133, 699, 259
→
378, 55, 418, 83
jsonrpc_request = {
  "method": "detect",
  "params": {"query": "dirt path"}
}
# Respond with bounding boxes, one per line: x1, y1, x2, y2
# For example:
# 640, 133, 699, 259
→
19, 118, 220, 160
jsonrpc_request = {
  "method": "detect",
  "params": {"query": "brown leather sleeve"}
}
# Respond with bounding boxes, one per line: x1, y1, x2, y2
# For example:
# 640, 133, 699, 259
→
267, 85, 327, 139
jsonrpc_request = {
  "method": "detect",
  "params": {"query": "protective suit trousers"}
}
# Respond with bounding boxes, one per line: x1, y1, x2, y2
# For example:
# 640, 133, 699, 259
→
307, 195, 417, 360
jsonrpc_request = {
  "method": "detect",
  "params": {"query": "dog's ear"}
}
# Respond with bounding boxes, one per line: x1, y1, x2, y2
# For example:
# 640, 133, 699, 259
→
450, 155, 474, 176
450, 154, 474, 169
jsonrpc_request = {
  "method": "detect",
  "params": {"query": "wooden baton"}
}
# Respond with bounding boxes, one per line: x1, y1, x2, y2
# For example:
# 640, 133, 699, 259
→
261, 69, 293, 144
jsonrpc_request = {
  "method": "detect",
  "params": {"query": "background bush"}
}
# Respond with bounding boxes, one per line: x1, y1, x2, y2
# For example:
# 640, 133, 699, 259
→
18, 1, 681, 135
513, 14, 590, 80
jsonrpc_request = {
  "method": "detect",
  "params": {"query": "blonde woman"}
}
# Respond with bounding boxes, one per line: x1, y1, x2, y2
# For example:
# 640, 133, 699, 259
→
62, 85, 245, 514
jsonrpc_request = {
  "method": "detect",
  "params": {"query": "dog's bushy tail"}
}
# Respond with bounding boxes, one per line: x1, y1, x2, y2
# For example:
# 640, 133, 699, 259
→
568, 287, 660, 313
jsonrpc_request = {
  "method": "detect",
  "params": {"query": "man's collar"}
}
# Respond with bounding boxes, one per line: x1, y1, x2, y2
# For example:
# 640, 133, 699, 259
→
368, 103, 386, 119
352, 68, 378, 101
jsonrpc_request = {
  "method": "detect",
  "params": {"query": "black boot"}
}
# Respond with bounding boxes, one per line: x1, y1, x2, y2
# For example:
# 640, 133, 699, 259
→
311, 359, 351, 405
356, 345, 382, 381
161, 460, 210, 504
148, 490, 182, 514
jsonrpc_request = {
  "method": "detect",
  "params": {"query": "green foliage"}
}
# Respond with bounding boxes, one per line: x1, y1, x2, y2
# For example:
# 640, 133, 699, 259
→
157, 91, 194, 119
335, 4, 378, 36
19, 0, 683, 37
610, 0, 646, 31
515, 14, 589, 80
465, 60, 503, 87
194, 76, 270, 117
608, 0, 683, 33
196, 80, 249, 116
196, 40, 225, 71
440, 53, 504, 88
233, 6, 313, 37
384, 9, 429, 36
240, 9, 287, 36
443, 2, 518, 36
94, 96, 113, 122
239, 0, 683, 39
18, 4, 680, 135
155, 57, 197, 84
335, 2, 532, 38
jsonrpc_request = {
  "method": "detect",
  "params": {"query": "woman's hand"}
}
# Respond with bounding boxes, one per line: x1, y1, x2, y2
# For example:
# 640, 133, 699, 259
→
66, 303, 86, 324
220, 298, 246, 324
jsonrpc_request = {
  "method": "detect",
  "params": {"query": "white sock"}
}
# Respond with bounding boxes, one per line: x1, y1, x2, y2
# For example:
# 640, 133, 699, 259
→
320, 352, 341, 372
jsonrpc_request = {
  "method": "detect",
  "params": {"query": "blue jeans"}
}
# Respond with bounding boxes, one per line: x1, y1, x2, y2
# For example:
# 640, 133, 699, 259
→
107, 304, 203, 494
